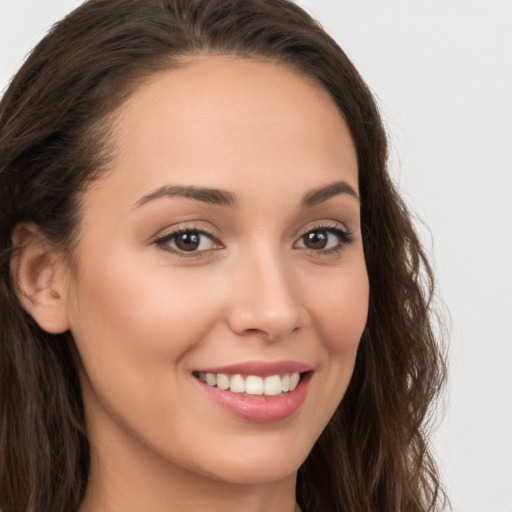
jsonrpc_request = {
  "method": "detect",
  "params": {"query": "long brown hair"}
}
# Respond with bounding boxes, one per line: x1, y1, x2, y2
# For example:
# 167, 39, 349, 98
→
0, 1, 448, 511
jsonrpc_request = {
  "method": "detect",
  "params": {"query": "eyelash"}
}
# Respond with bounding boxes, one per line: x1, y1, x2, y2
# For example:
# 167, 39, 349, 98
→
154, 223, 353, 257
296, 222, 354, 256
154, 226, 220, 257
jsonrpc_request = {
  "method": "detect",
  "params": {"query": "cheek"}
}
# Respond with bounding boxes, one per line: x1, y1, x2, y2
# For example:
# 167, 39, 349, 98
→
66, 253, 231, 452
306, 258, 368, 402
75, 255, 217, 340
66, 250, 226, 397
308, 261, 369, 355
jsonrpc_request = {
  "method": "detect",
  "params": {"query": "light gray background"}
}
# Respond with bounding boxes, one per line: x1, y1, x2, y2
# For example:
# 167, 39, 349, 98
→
1, 1, 511, 511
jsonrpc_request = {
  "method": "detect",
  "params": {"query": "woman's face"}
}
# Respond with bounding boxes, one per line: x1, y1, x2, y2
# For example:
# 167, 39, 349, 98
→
61, 57, 369, 487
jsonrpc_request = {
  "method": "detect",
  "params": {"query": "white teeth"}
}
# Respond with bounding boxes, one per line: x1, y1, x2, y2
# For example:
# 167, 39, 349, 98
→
199, 371, 303, 396
245, 376, 264, 395
264, 375, 282, 396
230, 374, 245, 393
289, 372, 300, 391
281, 374, 290, 392
216, 373, 230, 390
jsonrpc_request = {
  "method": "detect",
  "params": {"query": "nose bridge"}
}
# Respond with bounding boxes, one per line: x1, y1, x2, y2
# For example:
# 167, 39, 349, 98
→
227, 240, 302, 341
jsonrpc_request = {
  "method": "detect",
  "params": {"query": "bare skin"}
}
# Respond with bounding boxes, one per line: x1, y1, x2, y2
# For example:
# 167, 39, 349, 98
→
14, 57, 368, 512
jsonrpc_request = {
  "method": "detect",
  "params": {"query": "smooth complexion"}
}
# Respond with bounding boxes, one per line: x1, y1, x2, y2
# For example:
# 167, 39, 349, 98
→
44, 57, 369, 512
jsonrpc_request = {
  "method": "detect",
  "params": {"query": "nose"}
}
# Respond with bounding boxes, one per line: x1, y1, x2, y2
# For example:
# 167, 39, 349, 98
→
226, 247, 306, 342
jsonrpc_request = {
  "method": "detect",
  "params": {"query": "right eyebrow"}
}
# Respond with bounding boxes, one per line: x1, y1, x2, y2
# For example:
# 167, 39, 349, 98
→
301, 180, 360, 208
133, 185, 238, 209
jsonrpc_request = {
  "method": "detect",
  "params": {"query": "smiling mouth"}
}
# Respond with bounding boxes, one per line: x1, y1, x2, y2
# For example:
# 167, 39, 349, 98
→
193, 371, 305, 397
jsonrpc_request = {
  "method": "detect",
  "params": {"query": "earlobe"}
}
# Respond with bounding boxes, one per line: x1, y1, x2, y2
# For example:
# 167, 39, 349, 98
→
10, 223, 71, 334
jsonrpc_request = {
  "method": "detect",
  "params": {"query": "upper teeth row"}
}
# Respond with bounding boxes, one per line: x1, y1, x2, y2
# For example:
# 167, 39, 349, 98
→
198, 372, 300, 396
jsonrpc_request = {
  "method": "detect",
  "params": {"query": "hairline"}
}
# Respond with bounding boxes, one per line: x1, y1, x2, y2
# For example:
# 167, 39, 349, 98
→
64, 51, 356, 276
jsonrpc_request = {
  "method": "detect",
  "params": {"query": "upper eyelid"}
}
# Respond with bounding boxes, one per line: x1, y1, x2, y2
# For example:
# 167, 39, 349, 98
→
297, 220, 349, 236
154, 227, 221, 257
155, 220, 347, 237
154, 224, 219, 242
152, 220, 352, 248
296, 225, 352, 242
153, 226, 219, 247
293, 226, 354, 257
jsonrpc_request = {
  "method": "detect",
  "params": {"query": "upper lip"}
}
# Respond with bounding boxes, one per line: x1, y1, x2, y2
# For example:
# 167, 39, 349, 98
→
195, 360, 313, 377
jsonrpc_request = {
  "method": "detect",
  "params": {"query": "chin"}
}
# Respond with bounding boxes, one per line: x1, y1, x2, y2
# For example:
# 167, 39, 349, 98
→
187, 431, 314, 485
205, 457, 303, 486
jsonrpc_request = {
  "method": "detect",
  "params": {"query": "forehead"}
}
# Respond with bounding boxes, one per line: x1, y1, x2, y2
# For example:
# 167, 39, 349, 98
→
91, 56, 358, 209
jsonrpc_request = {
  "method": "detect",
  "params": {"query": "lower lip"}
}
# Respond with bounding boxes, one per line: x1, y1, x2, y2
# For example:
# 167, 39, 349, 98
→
196, 373, 311, 423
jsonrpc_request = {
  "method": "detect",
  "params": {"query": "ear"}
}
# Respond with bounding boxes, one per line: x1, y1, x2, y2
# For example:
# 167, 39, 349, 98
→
10, 223, 71, 334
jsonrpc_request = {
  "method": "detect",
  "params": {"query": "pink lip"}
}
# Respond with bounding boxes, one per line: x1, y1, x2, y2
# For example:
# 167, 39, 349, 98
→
194, 365, 313, 423
195, 360, 313, 377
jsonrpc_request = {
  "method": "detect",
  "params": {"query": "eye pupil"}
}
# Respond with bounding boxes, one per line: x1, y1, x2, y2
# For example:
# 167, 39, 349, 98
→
304, 231, 328, 249
176, 232, 200, 251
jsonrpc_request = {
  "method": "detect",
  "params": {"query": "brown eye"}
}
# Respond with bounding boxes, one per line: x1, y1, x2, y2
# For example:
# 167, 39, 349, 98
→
157, 229, 218, 253
174, 232, 201, 251
295, 226, 352, 252
303, 230, 329, 250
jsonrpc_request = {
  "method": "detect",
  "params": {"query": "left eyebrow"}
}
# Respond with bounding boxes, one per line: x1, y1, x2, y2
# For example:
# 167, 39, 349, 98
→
301, 180, 360, 207
133, 185, 238, 209
132, 180, 358, 210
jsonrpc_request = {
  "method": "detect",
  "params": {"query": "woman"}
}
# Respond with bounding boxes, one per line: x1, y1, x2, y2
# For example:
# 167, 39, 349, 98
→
0, 0, 448, 511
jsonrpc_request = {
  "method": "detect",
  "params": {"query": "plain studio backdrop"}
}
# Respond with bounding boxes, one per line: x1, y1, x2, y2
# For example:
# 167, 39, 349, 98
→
1, 1, 511, 511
